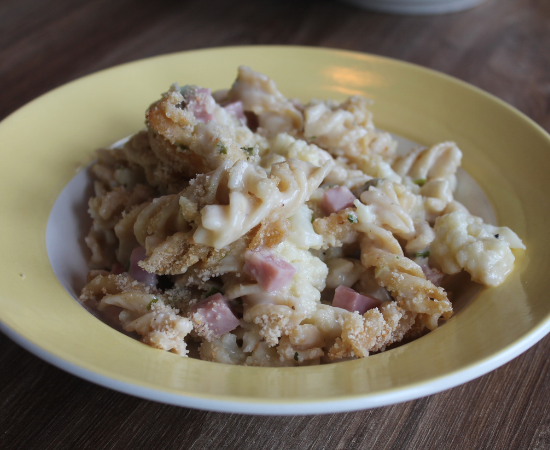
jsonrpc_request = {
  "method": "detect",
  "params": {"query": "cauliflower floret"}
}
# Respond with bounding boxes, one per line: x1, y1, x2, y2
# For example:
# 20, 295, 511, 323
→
267, 133, 333, 167
288, 205, 324, 250
430, 210, 525, 286
275, 240, 328, 317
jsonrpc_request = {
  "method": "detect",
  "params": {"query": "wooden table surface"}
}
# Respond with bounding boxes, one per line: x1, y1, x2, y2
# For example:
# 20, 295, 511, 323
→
1, 0, 550, 448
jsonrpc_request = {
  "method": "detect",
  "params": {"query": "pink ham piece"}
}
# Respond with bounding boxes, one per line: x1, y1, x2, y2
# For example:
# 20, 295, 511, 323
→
333, 285, 381, 314
183, 86, 216, 123
189, 293, 240, 337
223, 101, 247, 124
129, 246, 158, 287
322, 186, 356, 214
243, 251, 296, 292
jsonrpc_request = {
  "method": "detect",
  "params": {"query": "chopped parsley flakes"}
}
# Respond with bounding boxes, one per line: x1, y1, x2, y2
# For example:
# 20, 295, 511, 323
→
414, 251, 430, 258
413, 178, 426, 186
217, 142, 227, 154
241, 146, 254, 156
178, 85, 192, 96
347, 213, 358, 224
205, 287, 222, 298
147, 297, 159, 310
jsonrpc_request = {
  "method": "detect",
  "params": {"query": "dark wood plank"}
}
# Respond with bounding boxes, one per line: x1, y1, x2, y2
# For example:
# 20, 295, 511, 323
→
1, 0, 549, 448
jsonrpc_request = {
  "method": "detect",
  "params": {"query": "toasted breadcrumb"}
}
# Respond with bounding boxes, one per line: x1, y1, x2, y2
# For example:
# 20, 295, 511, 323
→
79, 67, 525, 366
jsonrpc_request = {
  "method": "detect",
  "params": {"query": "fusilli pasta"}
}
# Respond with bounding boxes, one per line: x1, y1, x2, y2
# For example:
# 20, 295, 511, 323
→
79, 67, 525, 366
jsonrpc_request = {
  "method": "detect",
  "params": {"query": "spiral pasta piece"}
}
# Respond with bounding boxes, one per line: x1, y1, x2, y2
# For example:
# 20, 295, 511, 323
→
393, 141, 462, 191
79, 67, 524, 366
303, 96, 396, 162
80, 273, 193, 355
354, 197, 452, 330
359, 234, 452, 331
225, 66, 304, 136
328, 302, 417, 359
194, 158, 333, 249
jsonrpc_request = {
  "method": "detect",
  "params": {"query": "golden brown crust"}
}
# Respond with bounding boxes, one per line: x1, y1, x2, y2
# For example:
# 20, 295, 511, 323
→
313, 207, 359, 249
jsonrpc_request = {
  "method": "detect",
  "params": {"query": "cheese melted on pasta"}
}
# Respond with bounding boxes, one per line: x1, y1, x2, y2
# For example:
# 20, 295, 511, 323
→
80, 67, 525, 366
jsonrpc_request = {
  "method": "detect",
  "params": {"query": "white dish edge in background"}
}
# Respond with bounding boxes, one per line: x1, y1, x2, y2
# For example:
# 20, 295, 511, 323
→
341, 0, 489, 15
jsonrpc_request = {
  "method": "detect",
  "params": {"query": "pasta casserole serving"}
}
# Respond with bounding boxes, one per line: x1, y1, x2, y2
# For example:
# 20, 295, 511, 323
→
79, 67, 525, 366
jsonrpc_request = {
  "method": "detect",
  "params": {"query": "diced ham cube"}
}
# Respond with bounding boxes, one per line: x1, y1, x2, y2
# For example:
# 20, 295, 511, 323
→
130, 246, 158, 287
183, 87, 216, 123
322, 186, 356, 214
333, 285, 381, 314
189, 293, 240, 338
223, 101, 247, 124
243, 251, 296, 292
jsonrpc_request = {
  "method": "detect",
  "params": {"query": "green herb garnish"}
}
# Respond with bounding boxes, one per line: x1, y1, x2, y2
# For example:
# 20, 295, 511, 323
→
347, 213, 358, 224
413, 178, 426, 186
205, 287, 222, 298
241, 146, 254, 156
217, 142, 227, 155
179, 85, 192, 96
294, 352, 299, 362
147, 297, 159, 310
414, 251, 430, 258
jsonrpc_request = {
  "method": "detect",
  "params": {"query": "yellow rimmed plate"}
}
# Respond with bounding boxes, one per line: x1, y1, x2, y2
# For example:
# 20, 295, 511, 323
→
0, 46, 547, 414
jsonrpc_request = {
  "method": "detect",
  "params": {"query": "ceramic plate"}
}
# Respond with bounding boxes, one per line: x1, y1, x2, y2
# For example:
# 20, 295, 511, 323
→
341, 0, 488, 15
0, 46, 548, 415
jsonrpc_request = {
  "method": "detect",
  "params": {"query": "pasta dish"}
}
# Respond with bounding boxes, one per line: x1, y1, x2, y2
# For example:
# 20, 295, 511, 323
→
79, 67, 525, 366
